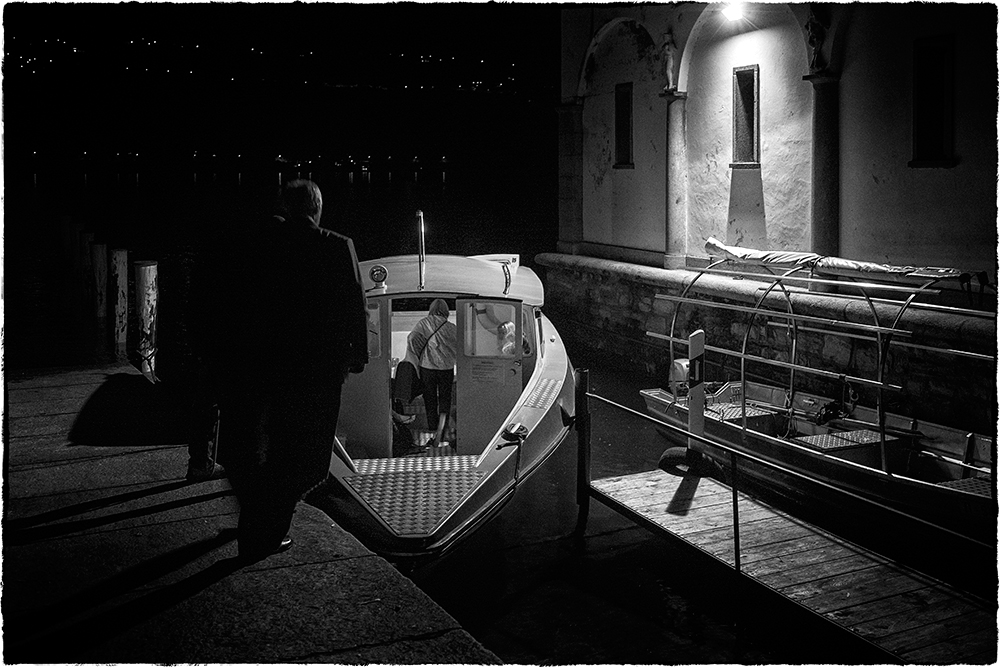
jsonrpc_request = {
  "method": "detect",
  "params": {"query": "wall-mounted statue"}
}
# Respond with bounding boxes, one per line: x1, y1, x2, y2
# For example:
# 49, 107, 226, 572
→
661, 31, 678, 93
805, 14, 827, 73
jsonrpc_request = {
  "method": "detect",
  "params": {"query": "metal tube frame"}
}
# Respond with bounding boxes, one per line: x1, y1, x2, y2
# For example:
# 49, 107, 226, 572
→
658, 258, 968, 476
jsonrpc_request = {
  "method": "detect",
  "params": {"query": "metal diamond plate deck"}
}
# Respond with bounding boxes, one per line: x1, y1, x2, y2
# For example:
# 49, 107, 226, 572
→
525, 377, 560, 410
705, 402, 772, 422
344, 469, 484, 535
936, 477, 994, 497
354, 455, 479, 475
794, 429, 892, 451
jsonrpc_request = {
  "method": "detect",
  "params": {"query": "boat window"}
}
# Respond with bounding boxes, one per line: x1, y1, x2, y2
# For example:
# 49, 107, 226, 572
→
392, 297, 457, 313
366, 301, 381, 359
533, 309, 544, 358
521, 307, 533, 357
464, 302, 519, 358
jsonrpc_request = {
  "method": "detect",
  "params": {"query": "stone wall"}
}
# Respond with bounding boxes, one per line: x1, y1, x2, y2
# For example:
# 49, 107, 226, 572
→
537, 252, 997, 435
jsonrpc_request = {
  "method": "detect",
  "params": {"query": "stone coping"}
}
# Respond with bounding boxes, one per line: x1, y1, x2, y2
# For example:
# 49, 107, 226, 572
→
536, 252, 996, 352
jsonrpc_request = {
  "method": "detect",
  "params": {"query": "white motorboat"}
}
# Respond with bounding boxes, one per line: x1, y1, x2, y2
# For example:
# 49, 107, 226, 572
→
311, 226, 577, 564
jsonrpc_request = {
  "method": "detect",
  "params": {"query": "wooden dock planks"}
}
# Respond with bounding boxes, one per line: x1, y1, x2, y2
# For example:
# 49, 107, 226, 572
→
591, 469, 997, 665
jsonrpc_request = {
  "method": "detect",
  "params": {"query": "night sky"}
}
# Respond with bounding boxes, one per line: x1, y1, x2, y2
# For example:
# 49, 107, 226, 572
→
4, 2, 562, 167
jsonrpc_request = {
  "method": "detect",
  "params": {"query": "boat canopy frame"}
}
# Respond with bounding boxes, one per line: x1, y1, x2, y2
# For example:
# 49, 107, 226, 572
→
647, 239, 998, 475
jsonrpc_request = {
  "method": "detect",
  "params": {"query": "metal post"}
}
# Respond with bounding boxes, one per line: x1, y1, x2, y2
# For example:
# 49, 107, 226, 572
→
731, 451, 741, 573
417, 210, 426, 291
688, 330, 705, 453
574, 368, 592, 538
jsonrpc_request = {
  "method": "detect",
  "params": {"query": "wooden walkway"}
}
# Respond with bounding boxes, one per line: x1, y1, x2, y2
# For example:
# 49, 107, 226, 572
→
591, 469, 997, 665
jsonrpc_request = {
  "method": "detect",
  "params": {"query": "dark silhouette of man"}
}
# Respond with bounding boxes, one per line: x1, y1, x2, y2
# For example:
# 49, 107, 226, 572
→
215, 179, 368, 561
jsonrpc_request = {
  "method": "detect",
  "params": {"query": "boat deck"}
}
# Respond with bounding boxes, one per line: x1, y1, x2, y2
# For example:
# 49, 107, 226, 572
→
345, 453, 481, 535
590, 468, 997, 664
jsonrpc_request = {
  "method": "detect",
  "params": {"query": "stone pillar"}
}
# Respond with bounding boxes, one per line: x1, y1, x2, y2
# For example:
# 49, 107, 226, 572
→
91, 242, 108, 353
805, 73, 840, 258
77, 231, 94, 321
664, 93, 688, 268
134, 261, 158, 382
91, 243, 108, 321
111, 249, 129, 360
556, 102, 584, 255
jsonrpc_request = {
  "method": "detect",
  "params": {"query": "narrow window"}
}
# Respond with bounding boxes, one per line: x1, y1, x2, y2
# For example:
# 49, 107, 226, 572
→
732, 65, 760, 166
614, 82, 634, 168
910, 34, 956, 168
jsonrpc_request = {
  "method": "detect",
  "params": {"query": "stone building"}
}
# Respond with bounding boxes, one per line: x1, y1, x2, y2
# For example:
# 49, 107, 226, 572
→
539, 3, 997, 434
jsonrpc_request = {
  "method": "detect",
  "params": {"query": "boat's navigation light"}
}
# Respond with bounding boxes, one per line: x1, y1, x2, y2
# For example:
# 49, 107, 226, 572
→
369, 264, 388, 291
498, 422, 528, 449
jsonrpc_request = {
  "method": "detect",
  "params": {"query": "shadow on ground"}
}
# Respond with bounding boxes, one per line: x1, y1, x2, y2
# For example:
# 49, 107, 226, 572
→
68, 373, 192, 446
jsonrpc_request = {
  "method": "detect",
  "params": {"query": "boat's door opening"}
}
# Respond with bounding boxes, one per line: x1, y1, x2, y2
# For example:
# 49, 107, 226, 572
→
339, 296, 393, 459
455, 298, 524, 455
386, 296, 459, 451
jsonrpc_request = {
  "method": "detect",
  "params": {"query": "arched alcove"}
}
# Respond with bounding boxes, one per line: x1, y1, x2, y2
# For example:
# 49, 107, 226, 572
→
576, 17, 668, 259
677, 3, 812, 255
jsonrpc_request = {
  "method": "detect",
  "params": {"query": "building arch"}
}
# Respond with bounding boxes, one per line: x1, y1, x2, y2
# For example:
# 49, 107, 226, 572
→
675, 2, 813, 255
575, 16, 668, 262
575, 17, 660, 99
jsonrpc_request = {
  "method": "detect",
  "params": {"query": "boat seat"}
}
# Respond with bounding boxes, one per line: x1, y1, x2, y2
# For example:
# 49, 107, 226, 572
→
935, 477, 993, 497
793, 429, 897, 452
704, 402, 772, 422
703, 401, 776, 433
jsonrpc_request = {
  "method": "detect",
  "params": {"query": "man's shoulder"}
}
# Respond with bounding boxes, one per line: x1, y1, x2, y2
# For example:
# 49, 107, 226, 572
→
315, 226, 352, 243
314, 227, 358, 255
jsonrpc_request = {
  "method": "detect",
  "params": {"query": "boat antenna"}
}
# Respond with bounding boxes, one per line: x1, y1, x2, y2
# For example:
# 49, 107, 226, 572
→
417, 210, 426, 291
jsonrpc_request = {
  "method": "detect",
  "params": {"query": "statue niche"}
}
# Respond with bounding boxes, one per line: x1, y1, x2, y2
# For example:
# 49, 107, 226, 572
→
805, 14, 827, 73
661, 31, 678, 93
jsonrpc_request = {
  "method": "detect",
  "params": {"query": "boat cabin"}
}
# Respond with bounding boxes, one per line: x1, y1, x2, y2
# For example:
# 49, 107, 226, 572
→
340, 253, 548, 459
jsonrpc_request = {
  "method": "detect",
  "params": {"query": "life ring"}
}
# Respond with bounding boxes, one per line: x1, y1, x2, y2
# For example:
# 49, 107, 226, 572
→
658, 446, 696, 476
658, 446, 723, 478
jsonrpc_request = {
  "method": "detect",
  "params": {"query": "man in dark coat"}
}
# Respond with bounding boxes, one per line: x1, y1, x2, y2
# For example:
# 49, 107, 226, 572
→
216, 179, 368, 561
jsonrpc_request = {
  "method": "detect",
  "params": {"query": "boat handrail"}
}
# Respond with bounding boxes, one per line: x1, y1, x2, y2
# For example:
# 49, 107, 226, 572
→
645, 331, 903, 392
654, 294, 913, 337
911, 449, 993, 475
727, 405, 992, 475
700, 267, 944, 295
573, 369, 993, 579
754, 286, 996, 320
764, 322, 997, 362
